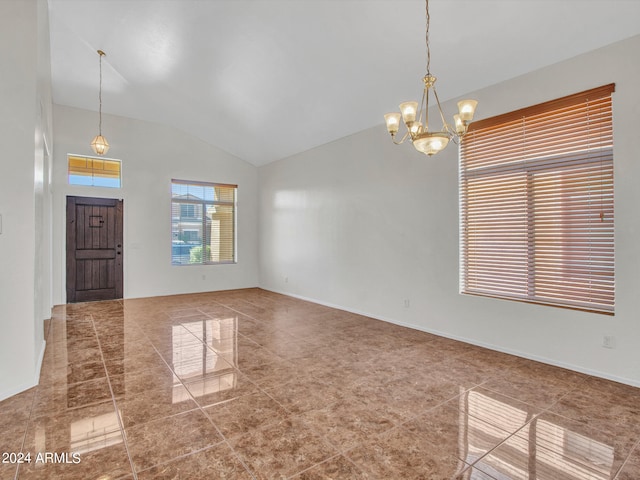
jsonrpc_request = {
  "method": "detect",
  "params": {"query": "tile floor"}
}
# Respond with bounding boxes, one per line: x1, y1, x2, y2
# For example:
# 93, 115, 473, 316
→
1, 288, 640, 479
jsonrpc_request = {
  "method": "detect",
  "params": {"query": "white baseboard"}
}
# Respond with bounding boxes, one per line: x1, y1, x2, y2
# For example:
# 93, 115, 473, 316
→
261, 287, 640, 389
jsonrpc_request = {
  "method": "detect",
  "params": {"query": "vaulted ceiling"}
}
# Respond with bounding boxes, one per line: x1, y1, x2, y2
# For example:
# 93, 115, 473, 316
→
48, 0, 640, 166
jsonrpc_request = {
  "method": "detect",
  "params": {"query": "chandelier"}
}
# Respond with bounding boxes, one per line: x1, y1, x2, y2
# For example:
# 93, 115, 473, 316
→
90, 49, 110, 156
384, 0, 477, 156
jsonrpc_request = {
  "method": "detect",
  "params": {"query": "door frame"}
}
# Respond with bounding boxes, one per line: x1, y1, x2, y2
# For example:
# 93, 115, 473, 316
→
66, 196, 123, 303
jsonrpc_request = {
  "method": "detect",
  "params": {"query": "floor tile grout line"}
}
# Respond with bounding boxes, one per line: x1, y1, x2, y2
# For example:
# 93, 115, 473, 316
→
38, 291, 640, 479
127, 304, 258, 480
313, 382, 537, 479
339, 436, 404, 479
613, 437, 640, 480
275, 395, 410, 471
462, 410, 543, 475
194, 296, 517, 475
196, 299, 357, 479
206, 408, 342, 479
13, 337, 45, 480
477, 379, 578, 416
195, 300, 281, 479
471, 379, 640, 480
471, 372, 579, 471
196, 410, 258, 479
283, 452, 353, 479
131, 440, 243, 477
88, 312, 139, 480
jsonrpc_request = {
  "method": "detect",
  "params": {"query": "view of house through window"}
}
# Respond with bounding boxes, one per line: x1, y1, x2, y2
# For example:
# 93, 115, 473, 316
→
459, 84, 615, 314
171, 180, 237, 265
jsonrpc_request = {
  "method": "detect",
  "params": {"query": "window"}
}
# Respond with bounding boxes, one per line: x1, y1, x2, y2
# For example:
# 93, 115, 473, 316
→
68, 154, 121, 188
460, 84, 615, 314
180, 204, 198, 219
171, 180, 237, 265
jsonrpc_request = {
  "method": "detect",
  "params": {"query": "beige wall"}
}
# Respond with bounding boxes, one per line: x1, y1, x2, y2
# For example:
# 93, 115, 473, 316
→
0, 0, 53, 401
258, 35, 640, 387
51, 106, 259, 304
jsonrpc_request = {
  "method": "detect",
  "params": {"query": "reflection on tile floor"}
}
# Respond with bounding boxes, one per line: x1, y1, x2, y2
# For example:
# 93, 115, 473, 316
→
2, 288, 639, 479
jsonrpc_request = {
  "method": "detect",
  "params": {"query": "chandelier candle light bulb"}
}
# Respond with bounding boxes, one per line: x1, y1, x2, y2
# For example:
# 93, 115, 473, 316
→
384, 0, 478, 156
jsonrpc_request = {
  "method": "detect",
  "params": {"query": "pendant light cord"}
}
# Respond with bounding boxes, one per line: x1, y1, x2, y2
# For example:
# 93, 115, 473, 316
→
425, 0, 431, 75
98, 50, 105, 136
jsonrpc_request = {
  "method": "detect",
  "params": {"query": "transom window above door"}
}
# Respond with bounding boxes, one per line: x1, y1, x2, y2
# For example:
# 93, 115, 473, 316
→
68, 154, 121, 188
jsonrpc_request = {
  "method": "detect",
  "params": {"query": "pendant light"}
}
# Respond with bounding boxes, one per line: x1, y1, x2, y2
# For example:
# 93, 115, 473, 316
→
90, 49, 110, 156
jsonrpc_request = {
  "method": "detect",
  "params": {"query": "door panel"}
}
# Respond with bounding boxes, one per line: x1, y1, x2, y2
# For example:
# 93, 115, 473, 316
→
66, 196, 123, 303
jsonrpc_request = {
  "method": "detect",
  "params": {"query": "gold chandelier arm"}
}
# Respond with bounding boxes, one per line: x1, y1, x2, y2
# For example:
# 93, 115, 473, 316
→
431, 86, 454, 135
392, 130, 411, 145
419, 84, 428, 131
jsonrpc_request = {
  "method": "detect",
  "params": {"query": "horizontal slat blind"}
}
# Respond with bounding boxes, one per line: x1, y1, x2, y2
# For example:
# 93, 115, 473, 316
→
460, 84, 615, 314
171, 181, 237, 265
68, 155, 121, 187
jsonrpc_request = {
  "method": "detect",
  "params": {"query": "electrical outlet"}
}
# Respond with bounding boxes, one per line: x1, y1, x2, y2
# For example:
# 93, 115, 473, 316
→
403, 299, 410, 308
284, 276, 289, 283
602, 335, 615, 349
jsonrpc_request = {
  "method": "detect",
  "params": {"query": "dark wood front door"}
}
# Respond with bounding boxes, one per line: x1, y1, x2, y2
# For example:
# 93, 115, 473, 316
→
66, 196, 123, 303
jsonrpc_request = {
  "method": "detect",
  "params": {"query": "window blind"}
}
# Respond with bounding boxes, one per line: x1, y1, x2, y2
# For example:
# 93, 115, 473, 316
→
171, 180, 237, 265
68, 155, 121, 188
460, 84, 615, 314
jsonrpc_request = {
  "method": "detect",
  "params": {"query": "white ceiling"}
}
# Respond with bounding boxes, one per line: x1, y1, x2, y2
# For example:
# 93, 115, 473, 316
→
48, 0, 640, 166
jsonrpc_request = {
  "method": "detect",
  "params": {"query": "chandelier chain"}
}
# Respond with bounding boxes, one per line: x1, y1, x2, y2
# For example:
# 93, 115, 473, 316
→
90, 49, 110, 155
98, 51, 103, 135
425, 0, 431, 74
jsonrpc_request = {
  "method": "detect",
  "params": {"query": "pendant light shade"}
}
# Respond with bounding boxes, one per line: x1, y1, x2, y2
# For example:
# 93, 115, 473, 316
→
90, 135, 110, 155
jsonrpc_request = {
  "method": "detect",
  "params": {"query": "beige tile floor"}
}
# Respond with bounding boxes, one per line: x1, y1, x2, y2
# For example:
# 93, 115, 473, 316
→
1, 288, 640, 479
